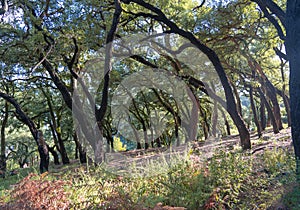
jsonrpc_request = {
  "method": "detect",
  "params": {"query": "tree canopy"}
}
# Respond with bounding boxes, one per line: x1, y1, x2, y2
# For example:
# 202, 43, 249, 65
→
0, 0, 299, 176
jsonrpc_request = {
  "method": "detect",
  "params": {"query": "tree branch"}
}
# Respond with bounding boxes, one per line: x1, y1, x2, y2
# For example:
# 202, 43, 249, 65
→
252, 0, 286, 40
96, 0, 122, 122
0, 92, 39, 144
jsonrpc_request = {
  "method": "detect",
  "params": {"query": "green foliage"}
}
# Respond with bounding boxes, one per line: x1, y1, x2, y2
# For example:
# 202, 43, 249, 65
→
263, 148, 295, 177
0, 143, 297, 209
6, 127, 37, 169
158, 162, 211, 209
283, 183, 300, 209
64, 157, 212, 209
208, 150, 253, 208
207, 147, 296, 209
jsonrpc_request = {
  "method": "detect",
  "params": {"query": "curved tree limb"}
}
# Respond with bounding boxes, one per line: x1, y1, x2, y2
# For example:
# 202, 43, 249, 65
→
121, 0, 251, 149
251, 0, 286, 40
96, 0, 122, 122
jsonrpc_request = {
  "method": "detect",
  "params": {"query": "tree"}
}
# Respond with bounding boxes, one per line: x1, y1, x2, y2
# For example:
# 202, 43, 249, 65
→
43, 89, 70, 164
286, 0, 300, 177
251, 0, 300, 177
121, 0, 251, 149
2, 0, 294, 168
0, 92, 49, 173
0, 101, 9, 173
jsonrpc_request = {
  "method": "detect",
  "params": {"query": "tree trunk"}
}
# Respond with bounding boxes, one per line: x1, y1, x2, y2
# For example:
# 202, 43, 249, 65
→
73, 132, 87, 163
0, 0, 8, 15
43, 90, 70, 164
282, 89, 291, 127
230, 79, 243, 116
286, 0, 300, 178
211, 82, 218, 137
259, 96, 267, 131
0, 92, 49, 174
199, 106, 210, 139
211, 101, 218, 138
265, 80, 283, 130
258, 88, 279, 134
37, 131, 49, 173
47, 146, 60, 165
0, 101, 8, 173
249, 86, 262, 137
122, 0, 251, 150
220, 107, 231, 136
56, 128, 70, 164
279, 57, 291, 127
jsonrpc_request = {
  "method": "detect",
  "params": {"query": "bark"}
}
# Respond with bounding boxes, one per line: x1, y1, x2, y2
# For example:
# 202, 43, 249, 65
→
128, 114, 141, 149
199, 105, 210, 139
264, 79, 283, 130
37, 131, 49, 173
249, 86, 262, 137
282, 90, 291, 126
230, 79, 242, 116
128, 99, 149, 149
280, 59, 291, 126
49, 121, 60, 162
73, 132, 87, 163
153, 89, 181, 145
44, 58, 101, 162
251, 0, 285, 40
259, 94, 267, 131
96, 0, 121, 122
0, 102, 8, 172
286, 0, 300, 178
245, 53, 283, 130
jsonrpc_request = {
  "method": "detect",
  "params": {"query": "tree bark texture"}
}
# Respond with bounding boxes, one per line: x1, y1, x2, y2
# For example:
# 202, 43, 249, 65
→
286, 0, 300, 177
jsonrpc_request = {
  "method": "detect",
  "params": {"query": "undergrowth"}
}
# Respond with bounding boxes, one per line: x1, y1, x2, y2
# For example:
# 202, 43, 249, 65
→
0, 145, 297, 209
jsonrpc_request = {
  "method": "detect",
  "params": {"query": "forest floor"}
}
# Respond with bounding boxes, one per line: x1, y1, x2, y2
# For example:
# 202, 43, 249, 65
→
0, 127, 299, 209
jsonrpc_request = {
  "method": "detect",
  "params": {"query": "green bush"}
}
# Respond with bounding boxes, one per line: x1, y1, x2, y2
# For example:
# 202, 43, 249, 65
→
208, 150, 253, 208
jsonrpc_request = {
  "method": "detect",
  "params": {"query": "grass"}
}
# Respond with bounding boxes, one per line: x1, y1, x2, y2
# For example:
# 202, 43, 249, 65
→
0, 132, 299, 209
282, 183, 300, 210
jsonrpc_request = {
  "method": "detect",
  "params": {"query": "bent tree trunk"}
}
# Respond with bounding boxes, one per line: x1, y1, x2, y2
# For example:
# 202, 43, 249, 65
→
286, 0, 300, 178
44, 90, 70, 164
121, 0, 251, 150
0, 92, 49, 174
264, 80, 283, 130
258, 87, 279, 134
